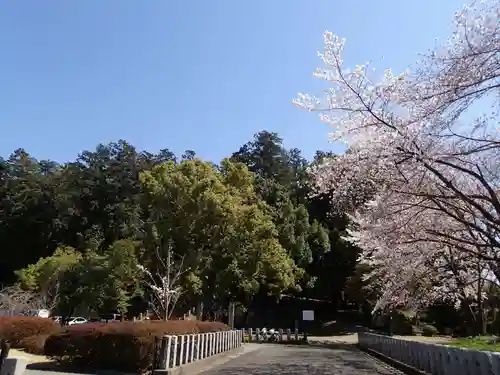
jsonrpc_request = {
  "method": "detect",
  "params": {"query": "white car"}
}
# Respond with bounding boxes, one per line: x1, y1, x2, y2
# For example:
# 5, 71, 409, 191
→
68, 317, 87, 325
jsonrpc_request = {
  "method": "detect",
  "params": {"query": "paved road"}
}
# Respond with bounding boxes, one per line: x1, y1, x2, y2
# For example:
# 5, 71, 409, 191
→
201, 344, 404, 375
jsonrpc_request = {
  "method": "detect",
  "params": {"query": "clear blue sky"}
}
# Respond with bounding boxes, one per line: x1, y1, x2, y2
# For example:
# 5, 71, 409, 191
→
0, 0, 464, 163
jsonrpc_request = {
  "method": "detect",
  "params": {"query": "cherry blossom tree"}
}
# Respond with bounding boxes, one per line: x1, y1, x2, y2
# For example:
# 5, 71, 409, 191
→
137, 242, 188, 320
295, 0, 500, 313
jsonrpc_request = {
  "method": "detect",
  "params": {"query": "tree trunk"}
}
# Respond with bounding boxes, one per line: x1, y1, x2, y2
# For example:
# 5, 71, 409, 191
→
195, 300, 204, 320
228, 301, 236, 328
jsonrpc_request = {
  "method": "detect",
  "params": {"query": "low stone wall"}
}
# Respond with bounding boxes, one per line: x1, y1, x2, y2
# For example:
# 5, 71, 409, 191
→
358, 332, 500, 375
155, 330, 243, 371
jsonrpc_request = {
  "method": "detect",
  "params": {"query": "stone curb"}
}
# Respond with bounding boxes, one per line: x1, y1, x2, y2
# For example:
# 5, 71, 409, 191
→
1, 357, 28, 375
357, 345, 428, 375
153, 346, 246, 375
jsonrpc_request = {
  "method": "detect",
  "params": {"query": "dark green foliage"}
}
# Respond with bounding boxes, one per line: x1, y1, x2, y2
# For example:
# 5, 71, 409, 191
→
421, 323, 439, 337
0, 130, 363, 321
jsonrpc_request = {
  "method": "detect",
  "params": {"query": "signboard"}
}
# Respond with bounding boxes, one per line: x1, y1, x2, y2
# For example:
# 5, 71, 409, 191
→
302, 310, 314, 321
37, 309, 50, 318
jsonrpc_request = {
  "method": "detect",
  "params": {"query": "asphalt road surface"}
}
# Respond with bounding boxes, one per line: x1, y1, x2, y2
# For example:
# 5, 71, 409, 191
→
200, 343, 404, 375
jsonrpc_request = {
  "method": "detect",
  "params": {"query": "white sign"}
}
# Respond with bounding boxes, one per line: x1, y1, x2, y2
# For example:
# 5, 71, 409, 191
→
302, 310, 314, 321
38, 309, 50, 318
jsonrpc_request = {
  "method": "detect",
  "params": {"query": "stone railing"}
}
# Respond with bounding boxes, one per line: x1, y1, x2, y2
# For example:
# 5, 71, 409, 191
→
242, 328, 303, 342
155, 330, 243, 371
358, 332, 500, 375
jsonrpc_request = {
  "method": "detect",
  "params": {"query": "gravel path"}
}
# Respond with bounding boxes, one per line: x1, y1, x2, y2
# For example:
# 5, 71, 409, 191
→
201, 344, 404, 375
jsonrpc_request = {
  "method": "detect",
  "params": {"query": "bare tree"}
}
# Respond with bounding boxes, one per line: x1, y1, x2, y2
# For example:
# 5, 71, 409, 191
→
0, 285, 46, 315
137, 243, 188, 320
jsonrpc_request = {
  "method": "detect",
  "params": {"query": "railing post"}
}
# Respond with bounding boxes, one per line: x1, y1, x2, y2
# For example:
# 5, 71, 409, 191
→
203, 334, 208, 358
197, 334, 201, 360
256, 328, 260, 341
248, 328, 253, 341
278, 329, 283, 342
294, 328, 299, 341
286, 329, 291, 341
179, 335, 185, 365
165, 336, 173, 369
190, 334, 195, 362
172, 336, 178, 368
201, 333, 205, 359
157, 336, 169, 369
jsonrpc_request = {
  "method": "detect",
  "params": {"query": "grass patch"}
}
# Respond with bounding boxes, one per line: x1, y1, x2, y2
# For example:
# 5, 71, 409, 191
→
448, 336, 500, 352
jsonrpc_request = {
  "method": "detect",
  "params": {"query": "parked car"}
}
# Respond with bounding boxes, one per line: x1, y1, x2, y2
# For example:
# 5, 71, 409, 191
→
68, 317, 87, 325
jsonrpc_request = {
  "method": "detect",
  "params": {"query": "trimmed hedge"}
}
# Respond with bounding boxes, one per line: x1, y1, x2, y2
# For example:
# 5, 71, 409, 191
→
421, 323, 439, 337
44, 320, 229, 373
0, 316, 60, 347
18, 334, 51, 355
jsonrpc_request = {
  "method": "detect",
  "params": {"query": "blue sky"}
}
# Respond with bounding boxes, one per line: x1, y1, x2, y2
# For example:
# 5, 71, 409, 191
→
0, 0, 464, 163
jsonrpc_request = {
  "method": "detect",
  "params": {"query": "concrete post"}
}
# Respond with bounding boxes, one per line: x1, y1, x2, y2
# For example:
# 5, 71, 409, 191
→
179, 335, 185, 365
165, 336, 173, 369
172, 336, 178, 368
190, 334, 195, 362
196, 334, 201, 360
209, 333, 214, 356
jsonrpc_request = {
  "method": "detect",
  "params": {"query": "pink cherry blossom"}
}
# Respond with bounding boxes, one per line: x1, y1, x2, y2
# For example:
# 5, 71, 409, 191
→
296, 0, 500, 311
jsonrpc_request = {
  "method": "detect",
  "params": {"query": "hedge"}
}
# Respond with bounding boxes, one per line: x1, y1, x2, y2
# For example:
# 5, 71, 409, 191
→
44, 320, 230, 373
18, 334, 51, 355
0, 316, 60, 347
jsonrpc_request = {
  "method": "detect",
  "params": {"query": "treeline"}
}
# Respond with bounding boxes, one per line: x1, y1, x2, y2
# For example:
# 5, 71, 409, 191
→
0, 131, 360, 318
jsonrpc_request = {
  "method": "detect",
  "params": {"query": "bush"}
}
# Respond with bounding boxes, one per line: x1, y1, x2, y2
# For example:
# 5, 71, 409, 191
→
44, 320, 229, 373
0, 317, 60, 347
18, 334, 51, 355
391, 312, 414, 335
421, 323, 439, 337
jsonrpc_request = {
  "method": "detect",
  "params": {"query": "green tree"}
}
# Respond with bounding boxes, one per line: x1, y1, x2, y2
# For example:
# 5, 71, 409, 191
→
139, 158, 301, 316
231, 131, 330, 288
15, 246, 82, 309
57, 239, 141, 317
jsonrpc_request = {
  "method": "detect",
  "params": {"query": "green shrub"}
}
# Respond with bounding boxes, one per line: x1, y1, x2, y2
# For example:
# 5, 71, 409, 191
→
421, 323, 439, 337
44, 320, 229, 374
0, 317, 60, 347
391, 312, 414, 335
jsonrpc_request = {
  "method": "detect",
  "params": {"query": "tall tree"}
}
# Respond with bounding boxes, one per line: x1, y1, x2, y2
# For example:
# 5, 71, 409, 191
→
139, 158, 301, 316
295, 0, 500, 316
